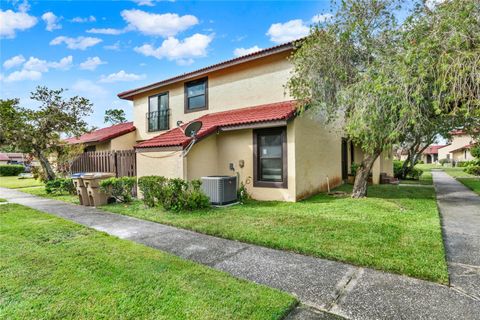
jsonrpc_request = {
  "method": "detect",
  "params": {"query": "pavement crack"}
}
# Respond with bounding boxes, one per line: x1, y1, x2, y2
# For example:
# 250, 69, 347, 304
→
450, 286, 480, 302
325, 267, 364, 312
209, 245, 250, 267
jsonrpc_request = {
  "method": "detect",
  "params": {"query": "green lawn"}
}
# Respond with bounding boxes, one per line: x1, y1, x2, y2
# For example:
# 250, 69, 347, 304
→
21, 186, 80, 204
101, 184, 448, 283
0, 176, 43, 189
0, 204, 295, 319
443, 167, 480, 195
0, 198, 6, 202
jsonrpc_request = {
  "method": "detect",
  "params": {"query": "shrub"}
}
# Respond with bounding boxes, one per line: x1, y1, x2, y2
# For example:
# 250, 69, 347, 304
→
439, 158, 451, 166
45, 178, 75, 195
138, 176, 210, 212
100, 177, 137, 203
393, 160, 422, 180
464, 166, 480, 176
0, 164, 24, 176
471, 144, 480, 159
237, 181, 251, 204
350, 163, 359, 176
393, 160, 403, 178
138, 176, 167, 207
457, 160, 478, 167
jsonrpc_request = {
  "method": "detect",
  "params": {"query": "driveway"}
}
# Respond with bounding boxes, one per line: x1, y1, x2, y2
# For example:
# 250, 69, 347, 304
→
1, 186, 479, 319
432, 170, 480, 300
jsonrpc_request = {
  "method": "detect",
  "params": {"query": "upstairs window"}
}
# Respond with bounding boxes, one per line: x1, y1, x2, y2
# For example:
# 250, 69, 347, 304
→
185, 77, 208, 112
147, 92, 169, 132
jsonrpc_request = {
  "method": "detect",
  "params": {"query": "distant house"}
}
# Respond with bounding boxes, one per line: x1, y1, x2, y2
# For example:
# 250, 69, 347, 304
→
117, 41, 394, 202
421, 145, 446, 164
65, 122, 136, 152
0, 152, 25, 165
0, 153, 9, 165
438, 130, 477, 162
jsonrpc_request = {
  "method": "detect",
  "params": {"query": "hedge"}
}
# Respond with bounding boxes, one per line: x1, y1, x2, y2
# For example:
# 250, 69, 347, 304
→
0, 164, 25, 176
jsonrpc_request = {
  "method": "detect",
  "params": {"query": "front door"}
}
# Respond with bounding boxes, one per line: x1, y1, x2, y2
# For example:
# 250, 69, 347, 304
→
341, 139, 348, 180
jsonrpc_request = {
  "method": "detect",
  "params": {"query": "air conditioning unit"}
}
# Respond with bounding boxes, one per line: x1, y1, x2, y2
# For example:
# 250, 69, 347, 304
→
201, 176, 237, 205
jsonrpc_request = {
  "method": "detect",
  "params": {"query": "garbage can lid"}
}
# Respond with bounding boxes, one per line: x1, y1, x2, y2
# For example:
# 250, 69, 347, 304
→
81, 172, 116, 179
70, 173, 85, 178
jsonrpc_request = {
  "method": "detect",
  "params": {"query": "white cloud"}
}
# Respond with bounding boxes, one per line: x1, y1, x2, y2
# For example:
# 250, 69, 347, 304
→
86, 27, 125, 35
233, 46, 262, 57
50, 36, 102, 50
3, 55, 26, 69
79, 56, 106, 70
121, 9, 198, 37
311, 13, 333, 24
23, 57, 49, 72
0, 9, 37, 38
134, 33, 212, 64
425, 0, 446, 9
72, 79, 107, 96
132, 0, 156, 5
23, 55, 73, 72
266, 19, 309, 44
99, 70, 145, 83
41, 12, 62, 31
104, 41, 121, 51
71, 15, 96, 23
4, 69, 42, 82
18, 0, 31, 13
48, 56, 73, 70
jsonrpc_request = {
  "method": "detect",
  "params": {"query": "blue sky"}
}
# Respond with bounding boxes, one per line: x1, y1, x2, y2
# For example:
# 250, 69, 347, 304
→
1, 0, 334, 128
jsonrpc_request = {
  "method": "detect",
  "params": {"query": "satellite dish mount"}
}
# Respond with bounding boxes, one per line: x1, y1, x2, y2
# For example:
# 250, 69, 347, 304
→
178, 120, 203, 157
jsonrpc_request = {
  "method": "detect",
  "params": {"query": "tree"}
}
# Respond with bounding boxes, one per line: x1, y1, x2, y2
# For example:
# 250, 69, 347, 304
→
104, 108, 127, 125
0, 87, 93, 181
288, 0, 480, 198
288, 0, 406, 197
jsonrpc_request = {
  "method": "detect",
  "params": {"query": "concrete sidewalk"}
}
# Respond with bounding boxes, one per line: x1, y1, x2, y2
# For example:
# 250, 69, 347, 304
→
1, 187, 479, 320
432, 170, 480, 301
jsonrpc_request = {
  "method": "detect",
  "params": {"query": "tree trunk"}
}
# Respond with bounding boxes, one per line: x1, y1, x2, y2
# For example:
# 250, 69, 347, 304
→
351, 151, 381, 198
36, 150, 56, 181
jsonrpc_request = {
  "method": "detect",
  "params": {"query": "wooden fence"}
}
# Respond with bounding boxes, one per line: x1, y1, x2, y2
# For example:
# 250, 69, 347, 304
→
70, 150, 136, 177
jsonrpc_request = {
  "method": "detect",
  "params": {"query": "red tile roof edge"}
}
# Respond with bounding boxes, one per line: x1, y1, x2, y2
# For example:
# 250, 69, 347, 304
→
65, 122, 136, 144
422, 145, 447, 154
134, 101, 297, 149
118, 40, 298, 100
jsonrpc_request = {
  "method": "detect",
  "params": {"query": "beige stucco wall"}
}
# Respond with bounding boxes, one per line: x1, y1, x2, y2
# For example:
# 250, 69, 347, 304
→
438, 135, 474, 160
136, 150, 184, 179
186, 134, 219, 180
132, 51, 293, 142
294, 112, 343, 200
185, 122, 296, 202
93, 141, 111, 152
110, 131, 136, 150
451, 149, 474, 161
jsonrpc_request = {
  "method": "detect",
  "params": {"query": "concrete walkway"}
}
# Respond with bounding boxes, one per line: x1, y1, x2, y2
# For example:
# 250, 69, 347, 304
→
432, 170, 480, 301
1, 187, 479, 320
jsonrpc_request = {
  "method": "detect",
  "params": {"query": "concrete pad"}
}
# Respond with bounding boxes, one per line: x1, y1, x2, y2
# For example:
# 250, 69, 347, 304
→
214, 244, 356, 310
286, 305, 345, 320
448, 263, 480, 300
332, 268, 480, 320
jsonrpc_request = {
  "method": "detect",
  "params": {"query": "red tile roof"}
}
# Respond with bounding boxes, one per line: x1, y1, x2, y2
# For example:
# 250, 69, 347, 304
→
65, 122, 135, 144
118, 40, 297, 100
0, 153, 10, 161
422, 145, 447, 154
135, 101, 297, 149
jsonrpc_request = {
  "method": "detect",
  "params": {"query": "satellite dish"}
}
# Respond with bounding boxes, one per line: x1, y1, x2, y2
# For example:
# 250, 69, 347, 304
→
184, 121, 202, 138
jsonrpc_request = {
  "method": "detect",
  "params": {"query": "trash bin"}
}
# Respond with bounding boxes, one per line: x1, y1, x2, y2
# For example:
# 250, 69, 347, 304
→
70, 173, 88, 206
82, 172, 115, 207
